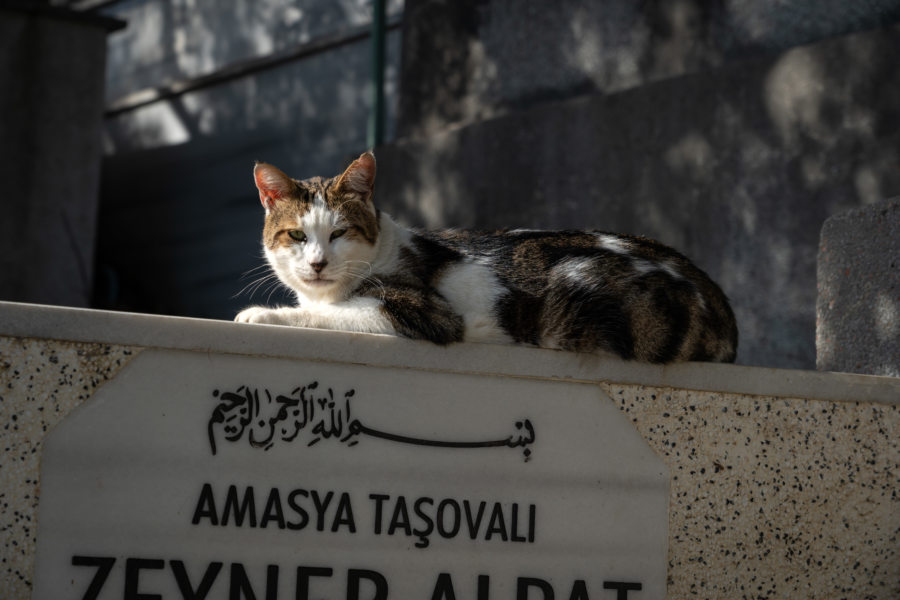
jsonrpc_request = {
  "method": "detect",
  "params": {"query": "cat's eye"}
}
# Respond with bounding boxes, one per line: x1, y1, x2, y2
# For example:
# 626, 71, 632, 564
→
330, 228, 348, 242
288, 230, 307, 243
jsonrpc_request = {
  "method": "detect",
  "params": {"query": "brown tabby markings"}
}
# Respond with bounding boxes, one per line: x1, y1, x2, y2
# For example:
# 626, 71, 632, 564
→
262, 174, 379, 247
240, 153, 738, 364
422, 229, 737, 362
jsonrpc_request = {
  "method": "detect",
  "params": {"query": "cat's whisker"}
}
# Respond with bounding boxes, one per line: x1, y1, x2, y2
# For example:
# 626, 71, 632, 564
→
257, 280, 279, 305
265, 279, 292, 305
342, 261, 376, 278
233, 272, 280, 300
343, 269, 387, 301
249, 271, 277, 288
233, 277, 267, 299
250, 276, 282, 300
239, 263, 273, 279
247, 272, 277, 292
233, 261, 278, 297
344, 260, 377, 283
331, 262, 381, 292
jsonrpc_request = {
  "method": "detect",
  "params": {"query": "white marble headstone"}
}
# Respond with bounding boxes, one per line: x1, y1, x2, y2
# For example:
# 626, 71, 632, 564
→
34, 349, 668, 599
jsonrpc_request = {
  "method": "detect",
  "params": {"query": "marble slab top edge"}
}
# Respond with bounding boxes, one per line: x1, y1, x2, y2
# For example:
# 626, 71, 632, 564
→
0, 300, 897, 405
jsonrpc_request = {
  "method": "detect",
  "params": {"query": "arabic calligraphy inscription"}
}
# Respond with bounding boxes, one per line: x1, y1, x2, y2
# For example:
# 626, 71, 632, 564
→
208, 382, 536, 460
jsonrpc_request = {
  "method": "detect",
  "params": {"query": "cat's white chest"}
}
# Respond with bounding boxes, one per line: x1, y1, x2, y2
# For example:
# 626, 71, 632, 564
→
435, 261, 512, 344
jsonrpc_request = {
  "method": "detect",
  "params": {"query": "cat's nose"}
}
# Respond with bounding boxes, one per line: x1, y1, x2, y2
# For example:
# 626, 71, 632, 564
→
310, 261, 328, 273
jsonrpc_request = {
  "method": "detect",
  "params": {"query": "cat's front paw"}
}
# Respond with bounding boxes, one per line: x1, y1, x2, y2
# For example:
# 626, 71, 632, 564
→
235, 306, 286, 325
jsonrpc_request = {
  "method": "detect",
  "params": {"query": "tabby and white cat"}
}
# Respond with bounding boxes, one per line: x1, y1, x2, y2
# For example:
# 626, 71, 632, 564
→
236, 152, 738, 363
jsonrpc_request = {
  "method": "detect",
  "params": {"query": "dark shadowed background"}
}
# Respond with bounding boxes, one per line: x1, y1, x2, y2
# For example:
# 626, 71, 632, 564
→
2, 0, 899, 369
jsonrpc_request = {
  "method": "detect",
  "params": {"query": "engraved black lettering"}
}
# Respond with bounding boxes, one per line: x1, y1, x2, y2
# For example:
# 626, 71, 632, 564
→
287, 489, 310, 530
223, 485, 257, 527
311, 491, 333, 531
436, 499, 461, 538
567, 580, 589, 600
510, 504, 526, 542
296, 566, 333, 600
602, 581, 642, 600
72, 556, 115, 600
170, 560, 222, 600
192, 484, 218, 525
430, 573, 457, 600
369, 494, 389, 534
229, 564, 278, 600
477, 575, 490, 600
517, 577, 554, 600
347, 569, 388, 600
412, 497, 434, 548
388, 496, 411, 536
261, 489, 286, 529
485, 504, 508, 541
528, 505, 536, 543
125, 558, 164, 600
332, 492, 356, 533
463, 501, 486, 539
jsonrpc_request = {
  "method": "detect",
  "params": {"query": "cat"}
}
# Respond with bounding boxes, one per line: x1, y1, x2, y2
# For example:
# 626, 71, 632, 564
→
236, 152, 738, 363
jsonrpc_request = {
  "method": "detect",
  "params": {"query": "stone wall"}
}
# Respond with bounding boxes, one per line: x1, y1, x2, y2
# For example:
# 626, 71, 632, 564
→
376, 23, 900, 370
398, 0, 900, 137
817, 197, 900, 376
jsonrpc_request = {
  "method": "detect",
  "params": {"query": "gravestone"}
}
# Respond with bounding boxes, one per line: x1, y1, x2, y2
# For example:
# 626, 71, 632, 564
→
5, 301, 899, 597
33, 348, 667, 599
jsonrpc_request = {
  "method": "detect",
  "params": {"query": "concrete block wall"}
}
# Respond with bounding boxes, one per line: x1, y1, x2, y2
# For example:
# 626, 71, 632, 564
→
0, 5, 122, 308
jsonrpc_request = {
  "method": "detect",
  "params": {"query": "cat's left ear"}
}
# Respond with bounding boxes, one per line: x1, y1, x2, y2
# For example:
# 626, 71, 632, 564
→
336, 152, 376, 205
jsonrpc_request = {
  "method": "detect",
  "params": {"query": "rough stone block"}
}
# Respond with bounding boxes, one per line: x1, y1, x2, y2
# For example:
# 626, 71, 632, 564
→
817, 197, 899, 376
398, 0, 900, 136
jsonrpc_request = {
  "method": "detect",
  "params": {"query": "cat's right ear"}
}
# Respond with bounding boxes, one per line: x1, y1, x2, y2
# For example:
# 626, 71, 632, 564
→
254, 162, 296, 212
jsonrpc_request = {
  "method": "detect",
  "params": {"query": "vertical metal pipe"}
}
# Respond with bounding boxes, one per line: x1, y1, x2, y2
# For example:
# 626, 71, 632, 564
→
367, 0, 387, 149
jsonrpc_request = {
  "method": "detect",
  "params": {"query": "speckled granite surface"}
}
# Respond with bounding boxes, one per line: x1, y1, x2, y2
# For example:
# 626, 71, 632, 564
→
1, 304, 898, 598
603, 383, 900, 599
0, 337, 138, 599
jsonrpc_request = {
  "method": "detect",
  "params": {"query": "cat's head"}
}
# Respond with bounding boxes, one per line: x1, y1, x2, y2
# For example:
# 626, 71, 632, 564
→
253, 152, 379, 304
